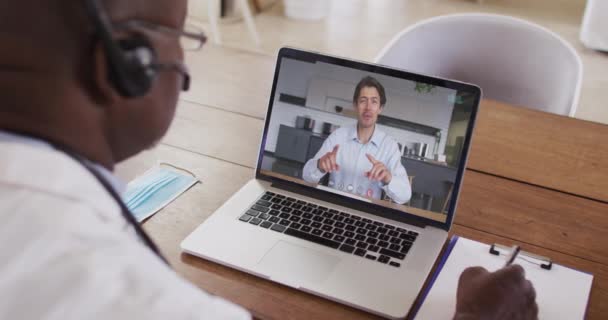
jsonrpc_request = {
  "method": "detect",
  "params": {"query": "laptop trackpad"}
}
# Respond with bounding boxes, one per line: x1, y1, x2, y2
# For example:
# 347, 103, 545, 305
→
257, 240, 340, 287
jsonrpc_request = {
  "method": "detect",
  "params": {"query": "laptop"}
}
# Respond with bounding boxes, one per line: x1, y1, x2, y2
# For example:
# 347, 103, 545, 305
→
181, 47, 481, 319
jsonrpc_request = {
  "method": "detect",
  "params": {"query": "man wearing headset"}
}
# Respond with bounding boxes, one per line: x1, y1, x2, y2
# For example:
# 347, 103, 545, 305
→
0, 1, 537, 319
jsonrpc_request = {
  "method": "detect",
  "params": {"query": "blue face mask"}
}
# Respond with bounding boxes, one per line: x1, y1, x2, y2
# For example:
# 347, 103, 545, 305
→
123, 165, 199, 222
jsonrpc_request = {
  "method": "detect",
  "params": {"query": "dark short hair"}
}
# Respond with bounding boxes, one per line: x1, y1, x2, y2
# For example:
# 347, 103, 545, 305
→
353, 76, 387, 106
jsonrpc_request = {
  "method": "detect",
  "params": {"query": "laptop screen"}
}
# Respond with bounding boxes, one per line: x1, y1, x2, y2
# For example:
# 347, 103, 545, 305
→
256, 48, 480, 229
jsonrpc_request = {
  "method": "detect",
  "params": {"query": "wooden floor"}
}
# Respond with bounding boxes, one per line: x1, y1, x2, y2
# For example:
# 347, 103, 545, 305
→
187, 0, 608, 125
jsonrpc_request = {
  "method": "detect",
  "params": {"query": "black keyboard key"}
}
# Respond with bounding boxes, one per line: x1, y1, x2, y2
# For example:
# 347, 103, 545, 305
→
390, 237, 402, 244
355, 234, 366, 241
303, 212, 314, 219
379, 248, 406, 260
269, 210, 280, 216
334, 215, 345, 222
318, 206, 328, 211
339, 244, 355, 253
312, 209, 322, 215
258, 213, 270, 220
292, 204, 303, 210
270, 224, 286, 232
256, 200, 272, 207
365, 254, 377, 261
379, 234, 391, 241
355, 221, 366, 228
291, 222, 302, 230
312, 229, 323, 236
292, 210, 303, 216
270, 198, 282, 204
344, 218, 355, 225
373, 221, 384, 227
339, 212, 351, 217
274, 194, 285, 199
261, 194, 272, 201
322, 212, 334, 219
260, 221, 272, 228
351, 215, 361, 221
408, 231, 419, 236
335, 222, 346, 229
282, 207, 293, 213
289, 216, 301, 222
246, 209, 259, 217
377, 227, 388, 234
251, 205, 270, 213
286, 197, 295, 202
313, 216, 324, 222
332, 228, 344, 235
321, 225, 333, 232
296, 200, 306, 205
334, 235, 345, 242
368, 245, 380, 252
354, 248, 366, 256
284, 228, 340, 249
388, 230, 399, 237
356, 228, 367, 235
345, 238, 357, 246
389, 244, 401, 251
322, 231, 334, 239
311, 222, 322, 228
301, 226, 312, 233
365, 224, 377, 232
344, 231, 355, 238
269, 216, 280, 223
378, 241, 389, 248
281, 200, 291, 206
378, 255, 390, 264
362, 218, 372, 224
400, 234, 417, 242
265, 191, 275, 196
308, 204, 318, 208
279, 212, 290, 219
239, 214, 252, 222
324, 218, 335, 226
385, 225, 395, 230
271, 204, 282, 210
329, 209, 339, 214
367, 231, 379, 238
301, 219, 312, 226
279, 219, 291, 227
389, 261, 401, 267
356, 241, 368, 249
400, 246, 410, 254
345, 225, 356, 231
396, 227, 407, 233
249, 218, 262, 225
302, 206, 313, 212
366, 238, 378, 245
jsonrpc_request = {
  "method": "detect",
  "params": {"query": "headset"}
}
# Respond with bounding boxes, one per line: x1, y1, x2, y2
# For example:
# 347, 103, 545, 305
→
84, 0, 158, 98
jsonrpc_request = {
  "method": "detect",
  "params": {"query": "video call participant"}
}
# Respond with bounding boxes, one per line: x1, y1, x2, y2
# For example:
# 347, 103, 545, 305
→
302, 76, 412, 204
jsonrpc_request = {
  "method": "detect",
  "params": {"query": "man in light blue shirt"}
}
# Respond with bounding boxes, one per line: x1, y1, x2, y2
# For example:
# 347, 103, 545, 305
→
302, 76, 411, 204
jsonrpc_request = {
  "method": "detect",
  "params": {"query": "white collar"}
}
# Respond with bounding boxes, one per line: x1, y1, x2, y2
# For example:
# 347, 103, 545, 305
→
0, 130, 126, 195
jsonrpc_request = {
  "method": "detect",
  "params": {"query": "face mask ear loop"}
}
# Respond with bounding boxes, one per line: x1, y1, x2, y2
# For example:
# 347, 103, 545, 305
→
159, 162, 200, 182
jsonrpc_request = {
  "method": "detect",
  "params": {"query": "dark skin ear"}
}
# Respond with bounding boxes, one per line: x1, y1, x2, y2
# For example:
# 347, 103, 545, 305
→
92, 42, 120, 105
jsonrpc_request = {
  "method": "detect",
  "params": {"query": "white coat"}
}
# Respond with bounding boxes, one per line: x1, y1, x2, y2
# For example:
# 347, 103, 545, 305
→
0, 134, 250, 320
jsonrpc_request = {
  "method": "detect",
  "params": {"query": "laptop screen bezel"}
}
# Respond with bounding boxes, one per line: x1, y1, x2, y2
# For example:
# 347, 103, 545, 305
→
255, 47, 481, 231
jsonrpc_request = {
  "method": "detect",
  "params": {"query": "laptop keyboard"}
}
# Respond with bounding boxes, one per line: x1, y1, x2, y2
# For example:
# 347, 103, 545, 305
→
238, 191, 419, 268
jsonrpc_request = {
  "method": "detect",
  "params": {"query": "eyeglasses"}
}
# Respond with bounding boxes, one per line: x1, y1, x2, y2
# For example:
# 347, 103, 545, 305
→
114, 20, 207, 51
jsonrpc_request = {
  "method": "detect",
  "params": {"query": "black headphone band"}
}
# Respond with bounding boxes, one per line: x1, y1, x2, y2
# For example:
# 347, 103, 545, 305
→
84, 0, 156, 98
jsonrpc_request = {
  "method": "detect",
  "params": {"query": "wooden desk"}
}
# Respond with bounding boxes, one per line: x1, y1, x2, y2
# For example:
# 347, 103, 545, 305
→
116, 45, 608, 319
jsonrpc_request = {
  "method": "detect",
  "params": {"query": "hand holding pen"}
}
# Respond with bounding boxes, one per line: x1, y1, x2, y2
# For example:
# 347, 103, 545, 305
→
453, 245, 538, 320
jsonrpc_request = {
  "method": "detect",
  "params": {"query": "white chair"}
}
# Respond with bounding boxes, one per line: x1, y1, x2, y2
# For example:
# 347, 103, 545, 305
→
207, 0, 261, 46
375, 14, 583, 117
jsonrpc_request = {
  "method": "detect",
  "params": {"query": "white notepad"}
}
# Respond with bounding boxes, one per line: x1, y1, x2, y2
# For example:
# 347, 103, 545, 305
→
413, 236, 594, 319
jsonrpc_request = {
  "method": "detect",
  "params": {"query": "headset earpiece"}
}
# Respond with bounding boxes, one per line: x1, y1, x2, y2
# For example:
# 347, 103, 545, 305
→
84, 0, 157, 98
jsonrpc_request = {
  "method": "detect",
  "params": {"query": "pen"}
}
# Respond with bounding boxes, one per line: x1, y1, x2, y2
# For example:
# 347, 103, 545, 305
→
504, 245, 521, 267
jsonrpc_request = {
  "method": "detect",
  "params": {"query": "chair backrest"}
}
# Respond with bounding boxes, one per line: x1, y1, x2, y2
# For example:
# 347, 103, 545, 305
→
375, 14, 583, 117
